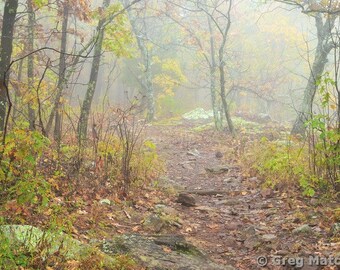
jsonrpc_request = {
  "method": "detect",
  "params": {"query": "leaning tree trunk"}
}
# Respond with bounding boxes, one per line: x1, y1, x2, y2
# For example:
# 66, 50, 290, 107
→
0, 0, 19, 131
291, 15, 335, 135
27, 0, 36, 130
78, 0, 111, 145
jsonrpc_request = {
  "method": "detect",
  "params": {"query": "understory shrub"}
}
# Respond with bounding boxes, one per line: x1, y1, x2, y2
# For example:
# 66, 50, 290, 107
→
0, 129, 51, 207
242, 137, 319, 196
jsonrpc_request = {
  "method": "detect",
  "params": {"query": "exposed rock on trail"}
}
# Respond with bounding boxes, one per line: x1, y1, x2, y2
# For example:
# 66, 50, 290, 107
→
176, 193, 196, 207
1, 225, 236, 270
101, 234, 236, 270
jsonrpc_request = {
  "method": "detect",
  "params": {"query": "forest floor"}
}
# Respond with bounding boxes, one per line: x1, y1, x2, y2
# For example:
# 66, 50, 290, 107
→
7, 117, 338, 269
141, 119, 339, 270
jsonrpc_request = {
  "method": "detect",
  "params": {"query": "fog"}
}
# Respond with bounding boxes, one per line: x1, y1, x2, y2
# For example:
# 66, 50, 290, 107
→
0, 0, 338, 130
66, 0, 318, 122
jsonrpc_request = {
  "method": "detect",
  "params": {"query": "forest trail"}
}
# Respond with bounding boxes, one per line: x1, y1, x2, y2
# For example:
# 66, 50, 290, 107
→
146, 121, 338, 270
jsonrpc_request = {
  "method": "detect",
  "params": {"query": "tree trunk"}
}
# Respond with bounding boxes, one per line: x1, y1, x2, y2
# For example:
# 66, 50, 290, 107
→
53, 2, 69, 144
134, 30, 155, 121
219, 60, 235, 136
217, 0, 234, 135
78, 0, 110, 144
124, 0, 155, 121
0, 0, 19, 131
144, 53, 155, 121
291, 15, 335, 135
27, 0, 35, 130
207, 15, 222, 130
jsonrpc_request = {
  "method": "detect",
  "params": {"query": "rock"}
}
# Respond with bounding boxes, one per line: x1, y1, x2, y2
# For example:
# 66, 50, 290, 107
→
99, 198, 111, 205
260, 188, 274, 198
223, 178, 234, 183
0, 225, 115, 267
244, 235, 261, 250
224, 237, 239, 249
261, 234, 277, 242
205, 166, 229, 174
1, 226, 236, 270
182, 108, 214, 120
101, 234, 229, 270
258, 113, 271, 123
243, 226, 256, 237
176, 193, 196, 207
182, 163, 194, 170
187, 149, 200, 157
215, 151, 223, 159
215, 199, 239, 206
292, 224, 312, 235
143, 214, 166, 233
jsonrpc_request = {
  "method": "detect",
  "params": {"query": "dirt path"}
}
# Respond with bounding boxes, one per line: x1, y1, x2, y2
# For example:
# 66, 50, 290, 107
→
146, 121, 338, 270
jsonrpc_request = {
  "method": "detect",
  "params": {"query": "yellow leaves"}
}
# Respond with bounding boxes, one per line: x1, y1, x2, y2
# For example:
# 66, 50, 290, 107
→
161, 59, 187, 83
153, 58, 187, 99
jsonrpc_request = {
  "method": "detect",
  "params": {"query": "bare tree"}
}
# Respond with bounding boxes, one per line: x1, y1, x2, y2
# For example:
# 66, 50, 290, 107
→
123, 0, 156, 121
275, 1, 340, 134
198, 0, 235, 135
78, 0, 111, 145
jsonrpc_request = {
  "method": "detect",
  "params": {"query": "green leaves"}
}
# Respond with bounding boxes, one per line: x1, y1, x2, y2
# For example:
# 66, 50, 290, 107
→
32, 0, 48, 8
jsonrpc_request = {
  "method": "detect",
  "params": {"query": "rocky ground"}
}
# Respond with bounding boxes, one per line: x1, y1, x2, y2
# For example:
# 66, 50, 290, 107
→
144, 120, 339, 270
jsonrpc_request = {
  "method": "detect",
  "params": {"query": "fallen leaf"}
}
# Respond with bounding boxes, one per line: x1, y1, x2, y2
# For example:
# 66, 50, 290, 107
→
162, 246, 172, 253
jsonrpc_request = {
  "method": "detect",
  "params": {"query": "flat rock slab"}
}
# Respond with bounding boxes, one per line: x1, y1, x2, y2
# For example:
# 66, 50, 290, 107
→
101, 234, 236, 270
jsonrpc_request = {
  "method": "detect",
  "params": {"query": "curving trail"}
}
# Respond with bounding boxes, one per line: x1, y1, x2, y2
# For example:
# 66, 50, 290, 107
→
147, 121, 338, 270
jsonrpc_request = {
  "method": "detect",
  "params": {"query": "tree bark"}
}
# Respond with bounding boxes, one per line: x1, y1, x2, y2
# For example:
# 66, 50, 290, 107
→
217, 0, 234, 135
124, 0, 155, 121
78, 0, 111, 144
291, 15, 335, 135
27, 0, 36, 130
219, 59, 235, 135
53, 1, 69, 144
133, 30, 155, 122
0, 0, 19, 131
207, 15, 222, 130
